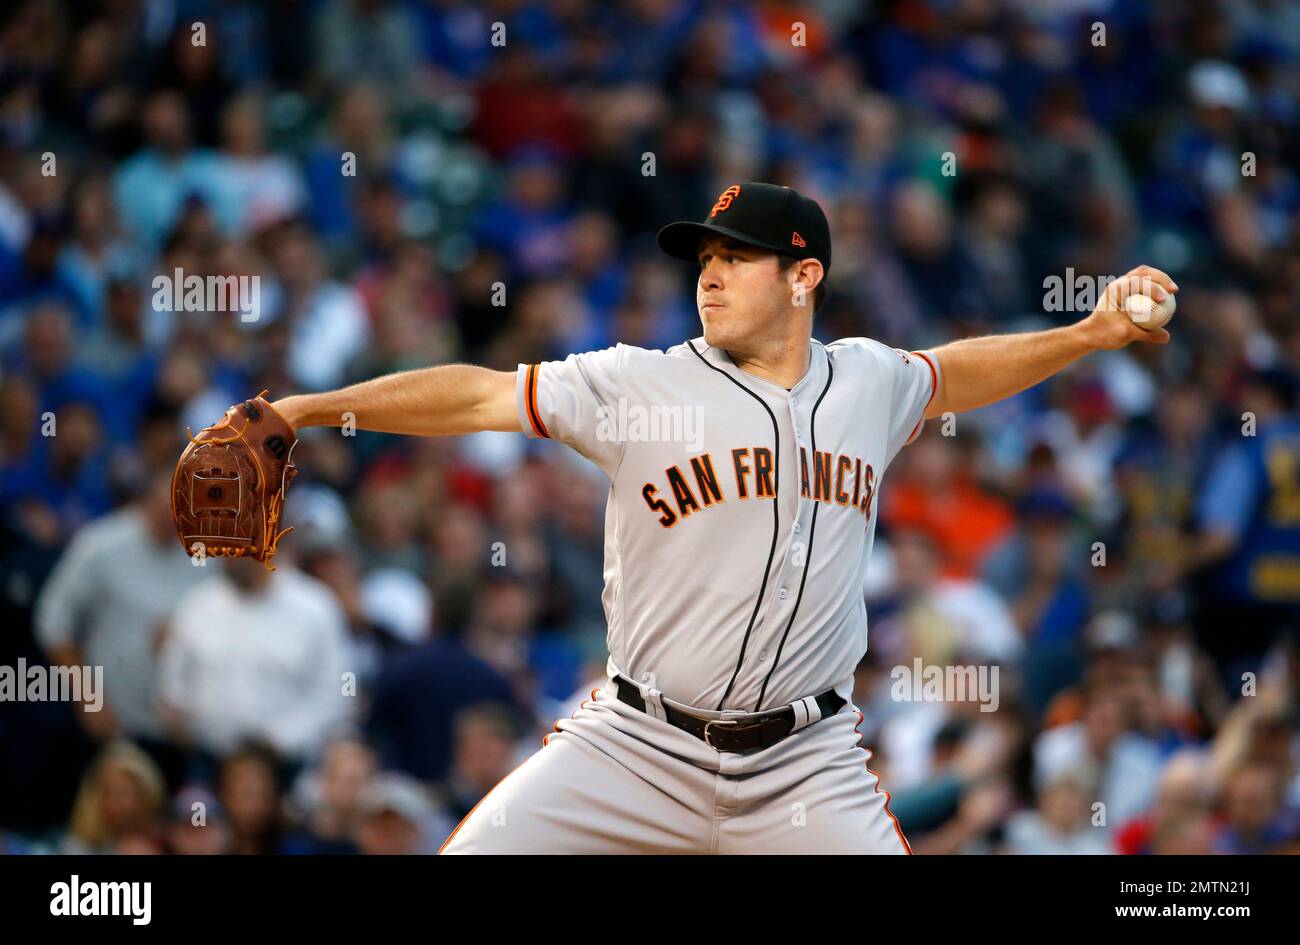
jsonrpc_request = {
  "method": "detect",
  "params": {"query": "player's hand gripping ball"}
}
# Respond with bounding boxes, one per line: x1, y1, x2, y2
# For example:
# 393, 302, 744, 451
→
1086, 264, 1177, 349
170, 392, 299, 569
1124, 289, 1177, 331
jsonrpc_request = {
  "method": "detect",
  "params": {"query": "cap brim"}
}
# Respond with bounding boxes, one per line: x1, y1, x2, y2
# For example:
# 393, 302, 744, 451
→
656, 221, 785, 262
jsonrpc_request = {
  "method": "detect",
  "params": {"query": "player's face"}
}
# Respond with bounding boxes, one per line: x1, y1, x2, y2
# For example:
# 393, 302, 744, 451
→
696, 236, 793, 351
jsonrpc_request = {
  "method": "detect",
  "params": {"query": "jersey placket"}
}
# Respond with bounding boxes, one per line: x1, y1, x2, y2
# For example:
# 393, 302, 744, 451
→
740, 385, 818, 711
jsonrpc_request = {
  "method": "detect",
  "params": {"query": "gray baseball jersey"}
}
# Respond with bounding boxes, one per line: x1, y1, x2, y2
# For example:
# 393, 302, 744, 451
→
514, 335, 940, 713
441, 335, 936, 854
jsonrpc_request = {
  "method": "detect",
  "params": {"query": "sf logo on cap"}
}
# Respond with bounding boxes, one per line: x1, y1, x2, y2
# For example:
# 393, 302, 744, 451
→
709, 185, 741, 218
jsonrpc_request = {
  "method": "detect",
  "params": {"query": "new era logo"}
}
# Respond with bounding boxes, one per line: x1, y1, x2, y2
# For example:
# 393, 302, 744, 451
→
791, 231, 806, 248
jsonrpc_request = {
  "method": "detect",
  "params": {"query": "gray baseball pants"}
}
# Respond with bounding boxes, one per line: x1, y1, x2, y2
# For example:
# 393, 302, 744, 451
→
439, 680, 910, 855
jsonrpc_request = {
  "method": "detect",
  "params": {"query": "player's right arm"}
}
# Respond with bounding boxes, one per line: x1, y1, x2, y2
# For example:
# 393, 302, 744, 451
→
272, 364, 521, 435
922, 265, 1176, 419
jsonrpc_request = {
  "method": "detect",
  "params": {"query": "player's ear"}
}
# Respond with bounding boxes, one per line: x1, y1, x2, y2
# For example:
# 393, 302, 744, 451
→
806, 259, 824, 292
790, 259, 823, 313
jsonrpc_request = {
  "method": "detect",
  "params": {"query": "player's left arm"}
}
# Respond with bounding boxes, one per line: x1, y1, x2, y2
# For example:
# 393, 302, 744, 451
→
923, 265, 1177, 420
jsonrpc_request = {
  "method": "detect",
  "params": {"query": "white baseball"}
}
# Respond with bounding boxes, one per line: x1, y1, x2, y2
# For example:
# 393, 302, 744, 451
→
1124, 291, 1176, 330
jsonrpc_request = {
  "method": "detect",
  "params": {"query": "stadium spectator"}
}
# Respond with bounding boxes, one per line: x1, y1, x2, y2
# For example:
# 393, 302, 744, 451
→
157, 558, 352, 766
34, 465, 205, 784
1216, 759, 1300, 854
355, 771, 443, 855
61, 739, 167, 854
286, 734, 378, 855
364, 625, 521, 784
215, 741, 297, 855
436, 703, 520, 825
1003, 768, 1112, 855
1034, 682, 1164, 830
165, 783, 230, 855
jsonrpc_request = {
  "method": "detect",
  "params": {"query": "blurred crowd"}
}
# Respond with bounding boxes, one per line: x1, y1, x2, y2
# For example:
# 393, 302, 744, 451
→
1, 0, 1299, 855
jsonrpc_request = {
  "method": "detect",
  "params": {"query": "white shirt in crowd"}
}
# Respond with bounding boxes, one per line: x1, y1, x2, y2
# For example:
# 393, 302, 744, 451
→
158, 566, 352, 760
1033, 722, 1164, 829
928, 576, 1025, 664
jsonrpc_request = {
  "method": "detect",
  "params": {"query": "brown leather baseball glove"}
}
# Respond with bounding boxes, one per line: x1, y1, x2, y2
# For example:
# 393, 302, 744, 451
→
170, 391, 298, 569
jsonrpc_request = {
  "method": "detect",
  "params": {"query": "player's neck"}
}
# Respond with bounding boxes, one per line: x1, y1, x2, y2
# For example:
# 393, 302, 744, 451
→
725, 337, 812, 390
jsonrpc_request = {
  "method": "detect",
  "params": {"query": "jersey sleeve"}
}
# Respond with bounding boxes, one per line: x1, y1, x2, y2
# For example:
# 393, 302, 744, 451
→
516, 345, 627, 476
827, 337, 942, 466
883, 347, 941, 464
863, 343, 935, 470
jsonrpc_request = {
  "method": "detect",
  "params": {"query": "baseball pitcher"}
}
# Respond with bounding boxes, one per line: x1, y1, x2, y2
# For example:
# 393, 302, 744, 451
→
175, 182, 1175, 853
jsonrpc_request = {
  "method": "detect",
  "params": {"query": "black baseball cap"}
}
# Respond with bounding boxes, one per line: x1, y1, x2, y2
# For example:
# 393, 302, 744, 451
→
657, 182, 832, 279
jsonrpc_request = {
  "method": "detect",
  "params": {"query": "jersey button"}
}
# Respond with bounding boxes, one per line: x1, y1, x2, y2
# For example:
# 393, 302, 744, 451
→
778, 587, 789, 600
759, 649, 768, 660
792, 521, 801, 534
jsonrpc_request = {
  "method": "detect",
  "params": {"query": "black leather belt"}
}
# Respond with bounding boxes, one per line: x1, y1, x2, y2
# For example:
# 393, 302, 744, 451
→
614, 675, 845, 752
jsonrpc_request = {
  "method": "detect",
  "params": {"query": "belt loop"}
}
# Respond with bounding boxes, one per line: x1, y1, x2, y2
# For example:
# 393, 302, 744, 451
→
639, 678, 669, 723
789, 695, 822, 733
